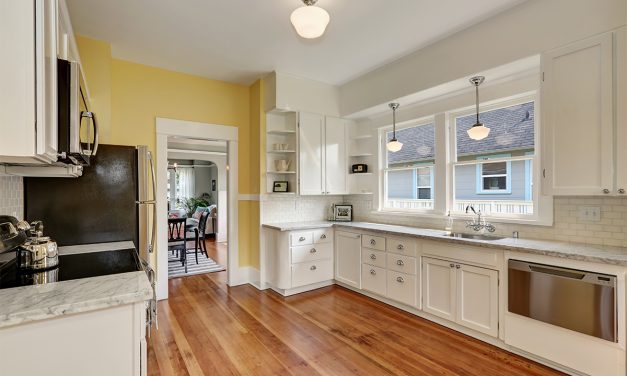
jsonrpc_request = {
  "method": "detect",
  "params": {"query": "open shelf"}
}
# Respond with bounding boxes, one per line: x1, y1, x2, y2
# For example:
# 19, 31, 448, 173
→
350, 172, 373, 176
266, 192, 296, 196
267, 130, 296, 135
267, 170, 296, 174
350, 134, 373, 141
267, 150, 296, 153
349, 153, 374, 157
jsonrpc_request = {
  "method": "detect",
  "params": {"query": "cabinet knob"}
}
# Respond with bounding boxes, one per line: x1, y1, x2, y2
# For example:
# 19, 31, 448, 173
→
320, 234, 327, 239
619, 189, 625, 194
397, 244, 404, 250
310, 265, 317, 271
603, 189, 610, 194
396, 260, 404, 266
310, 248, 317, 253
456, 264, 461, 269
370, 239, 376, 245
299, 236, 306, 241
396, 276, 404, 283
370, 254, 376, 260
370, 269, 376, 275
450, 263, 455, 268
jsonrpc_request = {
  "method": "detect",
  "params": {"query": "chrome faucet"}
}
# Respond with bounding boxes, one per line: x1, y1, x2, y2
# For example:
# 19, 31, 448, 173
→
465, 205, 496, 232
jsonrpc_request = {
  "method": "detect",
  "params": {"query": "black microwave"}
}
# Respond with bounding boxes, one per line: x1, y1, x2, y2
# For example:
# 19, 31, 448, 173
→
57, 59, 98, 166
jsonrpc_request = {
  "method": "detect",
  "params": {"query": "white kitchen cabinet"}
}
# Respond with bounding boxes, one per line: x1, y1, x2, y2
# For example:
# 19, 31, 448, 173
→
387, 271, 416, 307
335, 231, 361, 288
324, 116, 348, 195
422, 257, 457, 322
456, 263, 498, 337
541, 31, 617, 196
299, 112, 348, 195
422, 257, 499, 337
362, 264, 386, 296
616, 26, 627, 194
263, 227, 335, 296
0, 0, 58, 164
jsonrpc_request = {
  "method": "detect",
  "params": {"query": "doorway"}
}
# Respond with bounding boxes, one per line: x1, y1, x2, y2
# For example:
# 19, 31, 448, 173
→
155, 118, 240, 300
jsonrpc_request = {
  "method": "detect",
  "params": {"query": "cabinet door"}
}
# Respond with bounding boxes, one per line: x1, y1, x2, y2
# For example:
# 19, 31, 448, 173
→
616, 26, 627, 195
335, 232, 361, 288
361, 264, 386, 296
36, 0, 58, 162
324, 116, 348, 195
422, 257, 456, 322
299, 112, 325, 195
456, 263, 498, 337
541, 32, 614, 195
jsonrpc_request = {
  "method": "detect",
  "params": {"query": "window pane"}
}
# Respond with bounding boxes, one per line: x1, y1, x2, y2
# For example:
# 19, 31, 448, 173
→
418, 188, 431, 199
482, 162, 507, 176
483, 176, 507, 190
385, 169, 434, 210
387, 170, 415, 199
456, 102, 534, 159
417, 168, 431, 186
387, 123, 435, 168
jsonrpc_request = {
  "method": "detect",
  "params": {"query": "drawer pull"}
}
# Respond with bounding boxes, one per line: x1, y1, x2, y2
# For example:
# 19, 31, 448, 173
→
396, 260, 404, 266
397, 244, 404, 250
320, 234, 327, 239
396, 276, 404, 283
370, 254, 376, 260
456, 264, 461, 269
310, 265, 317, 271
370, 239, 376, 245
299, 236, 306, 241
310, 248, 317, 253
450, 263, 455, 268
370, 269, 376, 275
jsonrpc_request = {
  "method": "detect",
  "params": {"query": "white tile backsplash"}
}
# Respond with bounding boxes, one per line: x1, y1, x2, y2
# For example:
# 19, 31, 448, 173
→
262, 195, 342, 223
0, 176, 23, 219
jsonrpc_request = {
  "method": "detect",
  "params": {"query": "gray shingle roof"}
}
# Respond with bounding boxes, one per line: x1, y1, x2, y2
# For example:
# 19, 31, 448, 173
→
386, 101, 534, 164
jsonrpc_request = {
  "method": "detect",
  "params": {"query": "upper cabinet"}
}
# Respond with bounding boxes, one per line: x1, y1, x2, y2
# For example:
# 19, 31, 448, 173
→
0, 0, 58, 164
542, 29, 626, 196
299, 113, 348, 196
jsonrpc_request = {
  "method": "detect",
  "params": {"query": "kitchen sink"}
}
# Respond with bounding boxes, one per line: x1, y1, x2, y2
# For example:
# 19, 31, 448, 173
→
444, 232, 506, 241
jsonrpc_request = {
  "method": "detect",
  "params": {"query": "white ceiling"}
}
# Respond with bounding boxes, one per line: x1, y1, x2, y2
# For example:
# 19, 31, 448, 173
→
66, 0, 525, 86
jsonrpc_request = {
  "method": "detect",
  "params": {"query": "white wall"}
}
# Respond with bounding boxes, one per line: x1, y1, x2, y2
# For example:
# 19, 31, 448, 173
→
264, 72, 340, 116
339, 0, 627, 116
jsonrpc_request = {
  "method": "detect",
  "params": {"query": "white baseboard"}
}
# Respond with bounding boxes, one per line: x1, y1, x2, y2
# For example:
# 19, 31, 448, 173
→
229, 266, 261, 288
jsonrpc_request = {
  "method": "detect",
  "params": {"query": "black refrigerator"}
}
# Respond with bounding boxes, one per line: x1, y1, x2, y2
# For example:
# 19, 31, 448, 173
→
24, 144, 155, 262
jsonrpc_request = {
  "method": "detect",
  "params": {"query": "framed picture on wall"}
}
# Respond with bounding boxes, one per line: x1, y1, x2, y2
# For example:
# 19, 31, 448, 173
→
212, 179, 216, 191
273, 181, 288, 193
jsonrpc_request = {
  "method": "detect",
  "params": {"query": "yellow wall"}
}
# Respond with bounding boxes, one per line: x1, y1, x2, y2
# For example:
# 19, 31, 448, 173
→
76, 36, 261, 268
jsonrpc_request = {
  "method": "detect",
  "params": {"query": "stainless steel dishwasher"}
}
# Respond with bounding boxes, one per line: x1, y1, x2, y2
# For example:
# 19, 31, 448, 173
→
508, 259, 617, 342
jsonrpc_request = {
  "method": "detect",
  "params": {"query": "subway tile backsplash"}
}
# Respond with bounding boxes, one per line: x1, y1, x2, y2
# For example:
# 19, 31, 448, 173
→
0, 176, 23, 219
261, 195, 343, 224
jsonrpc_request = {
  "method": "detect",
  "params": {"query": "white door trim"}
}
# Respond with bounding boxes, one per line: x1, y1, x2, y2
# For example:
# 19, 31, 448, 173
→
155, 117, 240, 300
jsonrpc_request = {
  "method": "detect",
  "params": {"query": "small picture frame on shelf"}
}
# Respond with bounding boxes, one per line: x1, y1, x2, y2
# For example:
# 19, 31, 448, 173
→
273, 181, 289, 193
334, 204, 353, 222
351, 164, 368, 173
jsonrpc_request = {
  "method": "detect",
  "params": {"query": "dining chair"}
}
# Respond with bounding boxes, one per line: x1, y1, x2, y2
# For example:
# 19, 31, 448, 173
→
194, 212, 210, 261
167, 217, 188, 273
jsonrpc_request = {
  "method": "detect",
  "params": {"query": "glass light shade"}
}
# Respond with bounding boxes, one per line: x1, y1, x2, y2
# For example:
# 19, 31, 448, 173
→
290, 5, 330, 39
467, 124, 491, 140
386, 139, 403, 152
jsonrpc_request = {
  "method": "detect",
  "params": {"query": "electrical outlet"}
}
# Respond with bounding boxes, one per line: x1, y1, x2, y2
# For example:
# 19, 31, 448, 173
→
578, 206, 601, 222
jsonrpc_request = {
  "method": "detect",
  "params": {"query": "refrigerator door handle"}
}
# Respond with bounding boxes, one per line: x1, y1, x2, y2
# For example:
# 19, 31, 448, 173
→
147, 151, 157, 254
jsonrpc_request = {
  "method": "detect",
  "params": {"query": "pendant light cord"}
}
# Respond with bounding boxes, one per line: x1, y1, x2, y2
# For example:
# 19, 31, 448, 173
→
392, 107, 396, 139
475, 83, 480, 125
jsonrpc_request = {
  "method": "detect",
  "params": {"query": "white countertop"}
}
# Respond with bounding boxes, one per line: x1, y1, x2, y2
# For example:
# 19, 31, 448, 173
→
0, 241, 152, 329
262, 221, 627, 267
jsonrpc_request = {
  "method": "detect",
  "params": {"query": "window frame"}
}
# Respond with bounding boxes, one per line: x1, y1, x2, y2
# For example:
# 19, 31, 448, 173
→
380, 117, 437, 213
475, 154, 512, 195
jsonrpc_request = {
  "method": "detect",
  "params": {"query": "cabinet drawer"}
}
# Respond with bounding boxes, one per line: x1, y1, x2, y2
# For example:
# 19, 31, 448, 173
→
386, 254, 417, 275
386, 237, 416, 257
362, 264, 386, 296
290, 231, 313, 246
423, 240, 499, 268
362, 235, 386, 251
313, 228, 333, 244
291, 259, 333, 288
387, 271, 416, 307
291, 243, 333, 264
362, 249, 386, 268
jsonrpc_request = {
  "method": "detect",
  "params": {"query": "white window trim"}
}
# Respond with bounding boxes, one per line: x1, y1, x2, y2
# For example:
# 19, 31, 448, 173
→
375, 91, 553, 226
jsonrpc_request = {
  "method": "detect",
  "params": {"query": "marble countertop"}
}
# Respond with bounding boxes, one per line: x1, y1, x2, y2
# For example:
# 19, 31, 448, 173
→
263, 221, 627, 267
0, 241, 152, 329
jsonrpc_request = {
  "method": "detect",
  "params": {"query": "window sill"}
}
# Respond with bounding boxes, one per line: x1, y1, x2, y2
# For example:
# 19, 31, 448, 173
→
371, 209, 553, 227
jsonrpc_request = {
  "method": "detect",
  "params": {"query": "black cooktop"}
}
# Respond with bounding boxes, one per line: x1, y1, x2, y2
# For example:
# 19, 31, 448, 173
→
0, 248, 142, 290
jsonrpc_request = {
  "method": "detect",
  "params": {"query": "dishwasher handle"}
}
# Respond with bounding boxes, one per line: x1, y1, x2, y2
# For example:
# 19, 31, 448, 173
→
508, 259, 616, 287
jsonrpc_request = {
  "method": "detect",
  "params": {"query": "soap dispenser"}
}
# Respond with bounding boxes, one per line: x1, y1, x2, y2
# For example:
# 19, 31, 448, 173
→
445, 211, 454, 233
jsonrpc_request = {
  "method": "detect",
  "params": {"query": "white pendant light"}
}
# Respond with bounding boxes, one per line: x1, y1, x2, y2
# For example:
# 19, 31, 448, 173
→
386, 103, 403, 152
467, 76, 491, 141
290, 0, 330, 39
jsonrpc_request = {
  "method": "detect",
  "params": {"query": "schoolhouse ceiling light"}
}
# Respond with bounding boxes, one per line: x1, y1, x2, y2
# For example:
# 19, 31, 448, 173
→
290, 0, 330, 39
386, 103, 403, 152
467, 76, 491, 141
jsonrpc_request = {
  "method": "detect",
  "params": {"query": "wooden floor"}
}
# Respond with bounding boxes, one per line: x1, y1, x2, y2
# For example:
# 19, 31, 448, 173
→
147, 240, 564, 376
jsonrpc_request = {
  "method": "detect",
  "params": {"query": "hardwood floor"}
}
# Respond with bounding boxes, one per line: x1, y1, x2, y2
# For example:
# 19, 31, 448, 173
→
148, 240, 563, 376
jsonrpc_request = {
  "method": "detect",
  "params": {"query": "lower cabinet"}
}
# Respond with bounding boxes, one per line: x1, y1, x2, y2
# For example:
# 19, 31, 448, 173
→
422, 257, 499, 337
361, 264, 386, 296
292, 259, 333, 288
387, 271, 416, 306
335, 231, 362, 288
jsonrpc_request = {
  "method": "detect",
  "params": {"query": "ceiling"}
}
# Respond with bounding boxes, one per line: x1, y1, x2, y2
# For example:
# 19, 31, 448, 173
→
67, 0, 524, 86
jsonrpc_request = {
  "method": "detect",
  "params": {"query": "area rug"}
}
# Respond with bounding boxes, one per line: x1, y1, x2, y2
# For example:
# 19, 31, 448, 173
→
168, 250, 225, 278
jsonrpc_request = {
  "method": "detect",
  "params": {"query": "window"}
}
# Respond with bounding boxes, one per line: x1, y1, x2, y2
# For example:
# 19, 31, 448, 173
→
383, 122, 435, 211
453, 100, 535, 216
